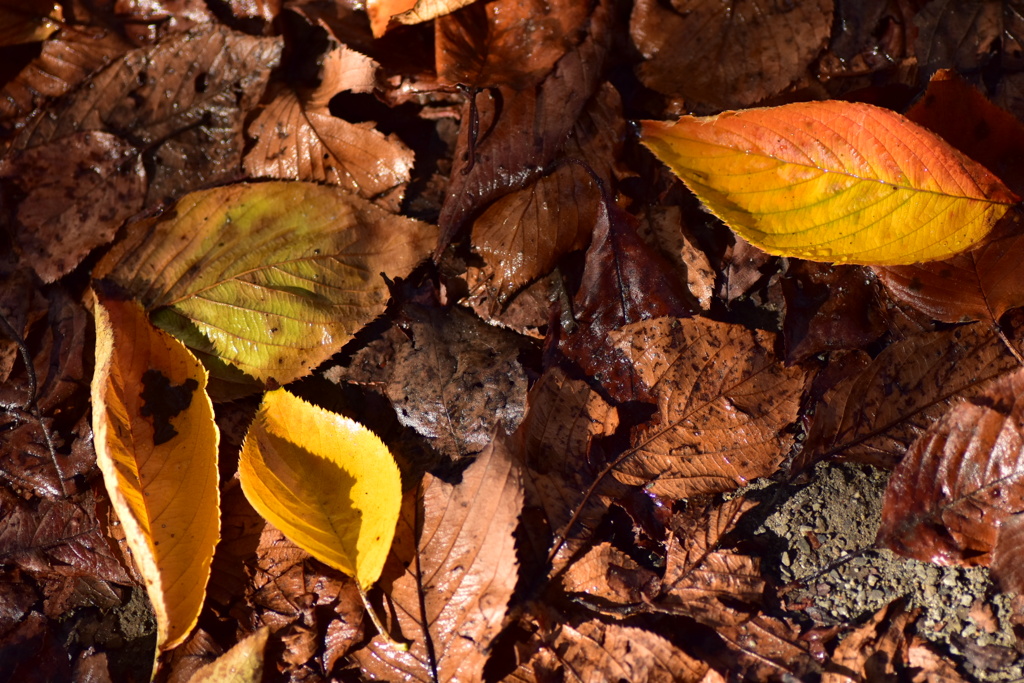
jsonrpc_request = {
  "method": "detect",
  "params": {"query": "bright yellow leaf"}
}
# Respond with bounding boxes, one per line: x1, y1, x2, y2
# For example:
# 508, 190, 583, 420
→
90, 288, 220, 652
641, 101, 1020, 265
238, 388, 401, 589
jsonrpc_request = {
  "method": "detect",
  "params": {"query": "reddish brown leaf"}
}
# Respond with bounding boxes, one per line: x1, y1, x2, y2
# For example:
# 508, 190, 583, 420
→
551, 620, 708, 683
437, 0, 610, 251
630, 0, 833, 109
640, 206, 716, 312
993, 512, 1024, 593
435, 0, 590, 89
353, 436, 523, 682
0, 131, 145, 283
907, 636, 971, 683
650, 498, 764, 627
877, 368, 1024, 566
244, 45, 413, 209
804, 323, 1019, 468
821, 600, 916, 683
11, 26, 281, 204
610, 317, 806, 498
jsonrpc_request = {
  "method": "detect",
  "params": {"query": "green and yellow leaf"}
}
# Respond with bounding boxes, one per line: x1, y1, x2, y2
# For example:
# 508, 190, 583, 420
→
238, 388, 401, 589
90, 288, 220, 652
641, 100, 1019, 265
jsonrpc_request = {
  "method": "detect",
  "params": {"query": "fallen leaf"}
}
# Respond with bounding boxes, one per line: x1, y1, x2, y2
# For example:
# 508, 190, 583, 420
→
244, 45, 414, 208
610, 317, 806, 498
239, 388, 401, 589
560, 542, 654, 609
804, 323, 1019, 468
353, 435, 523, 682
641, 101, 1019, 265
877, 367, 1024, 566
907, 636, 971, 683
714, 615, 821, 681
640, 205, 717, 312
551, 620, 708, 683
0, 131, 146, 283
93, 181, 437, 388
90, 289, 219, 651
630, 0, 833, 109
915, 0, 1024, 77
11, 26, 282, 204
0, 1, 62, 46
435, 0, 590, 89
367, 0, 477, 37
186, 626, 268, 683
821, 600, 916, 683
331, 303, 527, 461
992, 512, 1024, 593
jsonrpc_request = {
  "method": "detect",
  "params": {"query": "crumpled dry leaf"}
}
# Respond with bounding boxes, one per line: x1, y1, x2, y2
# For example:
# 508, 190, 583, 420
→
610, 317, 806, 498
353, 436, 523, 682
245, 45, 413, 209
631, 0, 833, 109
804, 322, 1019, 468
330, 303, 527, 462
877, 367, 1024, 567
821, 600, 917, 683
0, 131, 146, 283
11, 26, 282, 204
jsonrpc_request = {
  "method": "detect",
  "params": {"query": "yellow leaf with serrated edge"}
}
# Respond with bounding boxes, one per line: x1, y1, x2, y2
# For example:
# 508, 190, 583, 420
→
641, 101, 1019, 265
238, 388, 401, 588
90, 288, 220, 653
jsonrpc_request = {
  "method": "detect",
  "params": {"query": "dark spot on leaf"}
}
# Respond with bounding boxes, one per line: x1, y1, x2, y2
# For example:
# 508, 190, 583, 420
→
195, 72, 208, 93
140, 369, 199, 445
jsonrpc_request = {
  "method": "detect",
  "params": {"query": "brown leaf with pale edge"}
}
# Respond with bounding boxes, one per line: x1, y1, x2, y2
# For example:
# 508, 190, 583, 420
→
650, 498, 763, 627
610, 317, 806, 498
244, 46, 413, 208
0, 131, 146, 283
630, 0, 833, 109
519, 367, 618, 573
821, 600, 916, 683
435, 0, 590, 89
0, 25, 130, 125
804, 323, 1019, 468
551, 621, 708, 683
437, 0, 609, 252
12, 26, 281, 204
877, 367, 1024, 566
90, 290, 219, 651
353, 436, 523, 682
331, 304, 527, 461
915, 0, 1024, 77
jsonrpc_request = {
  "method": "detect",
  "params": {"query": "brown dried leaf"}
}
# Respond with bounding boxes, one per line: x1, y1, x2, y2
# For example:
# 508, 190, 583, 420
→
12, 26, 282, 204
877, 367, 1024, 566
560, 542, 655, 609
915, 0, 1024, 77
610, 317, 806, 498
435, 0, 590, 89
0, 25, 130, 125
822, 600, 916, 683
331, 304, 527, 461
630, 0, 833, 109
0, 0, 62, 46
551, 620, 708, 683
640, 206, 716, 312
353, 436, 523, 682
992, 512, 1024, 592
907, 636, 971, 683
437, 0, 610, 251
0, 131, 146, 282
804, 323, 1019, 468
714, 615, 820, 681
244, 45, 413, 208
650, 497, 764, 627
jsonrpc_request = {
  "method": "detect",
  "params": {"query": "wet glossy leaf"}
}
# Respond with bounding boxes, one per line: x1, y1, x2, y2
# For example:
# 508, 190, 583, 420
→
0, 1, 62, 46
915, 0, 1024, 76
94, 181, 436, 387
641, 101, 1019, 265
90, 290, 220, 651
238, 388, 401, 589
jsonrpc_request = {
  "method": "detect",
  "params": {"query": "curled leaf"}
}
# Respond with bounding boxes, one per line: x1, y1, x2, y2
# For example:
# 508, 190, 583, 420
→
238, 388, 401, 589
641, 101, 1019, 265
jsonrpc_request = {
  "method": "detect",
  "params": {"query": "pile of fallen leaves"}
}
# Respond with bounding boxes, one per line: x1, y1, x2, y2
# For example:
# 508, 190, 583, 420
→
5, 0, 1024, 681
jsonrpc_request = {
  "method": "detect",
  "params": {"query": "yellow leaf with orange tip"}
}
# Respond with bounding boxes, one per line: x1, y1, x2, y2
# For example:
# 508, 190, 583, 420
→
641, 101, 1019, 265
238, 389, 401, 589
90, 288, 220, 653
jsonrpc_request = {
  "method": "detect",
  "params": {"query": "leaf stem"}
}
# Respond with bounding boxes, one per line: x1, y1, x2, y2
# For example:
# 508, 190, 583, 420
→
357, 584, 411, 652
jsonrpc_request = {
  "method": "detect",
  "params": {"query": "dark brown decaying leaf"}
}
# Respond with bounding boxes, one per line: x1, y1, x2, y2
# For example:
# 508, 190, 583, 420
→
915, 0, 1024, 77
877, 368, 1024, 566
0, 0, 61, 46
640, 206, 716, 311
630, 0, 833, 109
11, 26, 282, 204
245, 45, 414, 209
649, 497, 764, 627
610, 317, 806, 498
353, 436, 523, 682
0, 131, 146, 283
803, 323, 1019, 468
435, 0, 590, 89
437, 0, 610, 251
821, 600, 917, 683
330, 304, 528, 461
